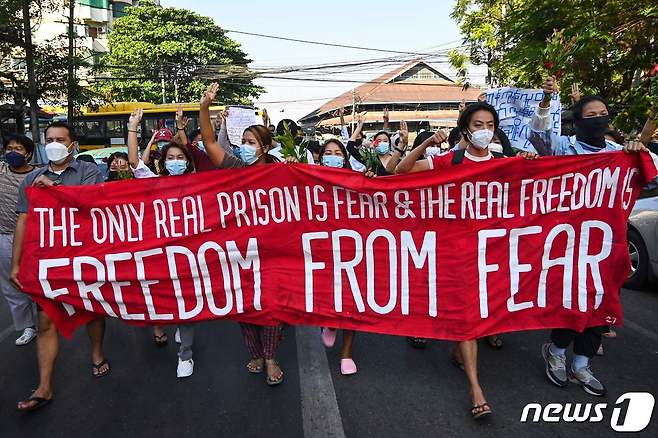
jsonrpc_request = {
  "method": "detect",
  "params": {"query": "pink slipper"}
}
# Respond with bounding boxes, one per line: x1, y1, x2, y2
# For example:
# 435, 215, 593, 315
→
340, 358, 357, 375
321, 328, 337, 348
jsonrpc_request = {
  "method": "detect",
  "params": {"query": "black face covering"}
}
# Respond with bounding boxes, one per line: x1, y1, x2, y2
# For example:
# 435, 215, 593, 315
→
574, 115, 610, 148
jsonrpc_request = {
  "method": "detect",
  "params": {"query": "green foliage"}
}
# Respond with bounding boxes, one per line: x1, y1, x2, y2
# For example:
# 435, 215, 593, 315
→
275, 121, 308, 163
359, 147, 380, 172
451, 0, 658, 132
93, 0, 262, 104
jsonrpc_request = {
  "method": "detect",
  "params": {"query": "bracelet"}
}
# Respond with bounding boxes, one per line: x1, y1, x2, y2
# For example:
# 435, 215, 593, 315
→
177, 127, 185, 131
128, 129, 138, 133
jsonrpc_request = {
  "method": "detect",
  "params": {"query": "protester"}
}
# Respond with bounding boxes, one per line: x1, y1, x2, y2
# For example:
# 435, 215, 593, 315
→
200, 83, 286, 386
12, 121, 109, 412
396, 102, 538, 420
142, 126, 174, 173
0, 134, 37, 346
105, 151, 133, 181
126, 109, 197, 378
346, 113, 401, 176
531, 75, 651, 397
337, 107, 366, 171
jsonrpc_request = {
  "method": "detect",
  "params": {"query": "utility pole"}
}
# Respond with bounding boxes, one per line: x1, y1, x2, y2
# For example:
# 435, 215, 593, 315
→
161, 72, 166, 104
351, 89, 356, 131
21, 1, 40, 142
67, 0, 75, 125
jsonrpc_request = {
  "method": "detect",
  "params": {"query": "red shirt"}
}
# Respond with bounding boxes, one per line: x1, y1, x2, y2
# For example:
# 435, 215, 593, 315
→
429, 150, 493, 170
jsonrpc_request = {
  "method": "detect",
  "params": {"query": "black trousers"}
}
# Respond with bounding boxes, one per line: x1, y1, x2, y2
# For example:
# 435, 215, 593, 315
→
550, 326, 607, 359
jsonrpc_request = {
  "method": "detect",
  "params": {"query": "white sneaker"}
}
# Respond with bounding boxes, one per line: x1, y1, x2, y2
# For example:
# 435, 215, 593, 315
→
15, 327, 37, 346
177, 358, 194, 378
175, 328, 181, 344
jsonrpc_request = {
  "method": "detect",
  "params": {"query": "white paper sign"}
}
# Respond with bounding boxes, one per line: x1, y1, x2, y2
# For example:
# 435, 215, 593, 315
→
226, 106, 259, 146
485, 87, 561, 152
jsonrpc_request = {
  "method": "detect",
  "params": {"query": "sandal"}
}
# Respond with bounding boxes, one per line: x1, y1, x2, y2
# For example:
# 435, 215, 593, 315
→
471, 402, 492, 420
406, 337, 427, 349
92, 360, 111, 378
246, 358, 264, 374
154, 333, 168, 347
485, 335, 503, 350
266, 361, 284, 386
17, 394, 53, 412
602, 329, 617, 339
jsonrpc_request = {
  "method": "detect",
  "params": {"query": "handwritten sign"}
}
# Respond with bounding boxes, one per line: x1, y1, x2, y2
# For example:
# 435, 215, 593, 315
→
226, 106, 259, 146
485, 87, 562, 152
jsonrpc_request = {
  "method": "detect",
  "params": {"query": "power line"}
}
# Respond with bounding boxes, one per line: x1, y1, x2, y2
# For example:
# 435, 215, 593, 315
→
223, 29, 456, 57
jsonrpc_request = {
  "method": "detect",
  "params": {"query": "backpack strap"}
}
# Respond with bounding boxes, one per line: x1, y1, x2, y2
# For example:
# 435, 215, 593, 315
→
451, 148, 467, 165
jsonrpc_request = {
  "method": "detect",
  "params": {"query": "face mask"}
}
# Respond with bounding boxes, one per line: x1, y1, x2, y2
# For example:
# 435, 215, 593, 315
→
157, 141, 168, 150
375, 142, 390, 155
165, 159, 187, 175
488, 143, 504, 154
45, 142, 71, 164
467, 129, 494, 150
574, 115, 610, 148
321, 155, 344, 168
197, 141, 205, 152
5, 151, 28, 168
240, 144, 259, 165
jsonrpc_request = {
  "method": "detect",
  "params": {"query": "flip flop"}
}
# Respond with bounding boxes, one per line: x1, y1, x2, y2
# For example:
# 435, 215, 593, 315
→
246, 359, 264, 374
92, 360, 111, 378
17, 395, 53, 412
602, 330, 617, 339
321, 328, 337, 348
471, 403, 492, 420
340, 358, 358, 375
266, 361, 284, 386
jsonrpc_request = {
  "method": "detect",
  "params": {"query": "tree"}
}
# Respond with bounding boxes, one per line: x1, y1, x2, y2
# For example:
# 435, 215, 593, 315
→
93, 0, 262, 105
451, 0, 658, 131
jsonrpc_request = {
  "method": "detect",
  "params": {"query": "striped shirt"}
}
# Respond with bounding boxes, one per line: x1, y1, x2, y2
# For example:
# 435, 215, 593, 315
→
0, 162, 33, 234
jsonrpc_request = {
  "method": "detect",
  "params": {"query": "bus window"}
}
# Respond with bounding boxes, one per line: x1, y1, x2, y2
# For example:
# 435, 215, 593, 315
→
76, 120, 104, 139
105, 120, 125, 138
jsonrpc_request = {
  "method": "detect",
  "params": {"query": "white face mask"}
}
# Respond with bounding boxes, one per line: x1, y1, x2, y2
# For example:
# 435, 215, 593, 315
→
488, 143, 503, 154
45, 142, 72, 164
425, 146, 442, 157
467, 129, 494, 150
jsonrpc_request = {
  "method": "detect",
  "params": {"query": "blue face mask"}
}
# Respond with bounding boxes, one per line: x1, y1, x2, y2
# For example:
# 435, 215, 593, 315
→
375, 142, 390, 155
321, 155, 344, 168
239, 144, 259, 165
165, 159, 187, 175
197, 141, 205, 152
5, 151, 28, 168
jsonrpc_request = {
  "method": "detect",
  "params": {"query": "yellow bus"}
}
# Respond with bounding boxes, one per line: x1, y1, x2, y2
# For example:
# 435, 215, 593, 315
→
67, 102, 259, 151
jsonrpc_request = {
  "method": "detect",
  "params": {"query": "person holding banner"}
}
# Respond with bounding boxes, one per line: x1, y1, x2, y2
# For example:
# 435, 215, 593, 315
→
199, 83, 286, 386
532, 75, 652, 397
12, 121, 109, 412
346, 113, 400, 176
1, 134, 37, 346
127, 108, 199, 378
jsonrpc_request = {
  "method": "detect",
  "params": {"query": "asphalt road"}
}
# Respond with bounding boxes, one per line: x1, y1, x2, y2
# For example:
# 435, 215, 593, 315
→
0, 286, 656, 438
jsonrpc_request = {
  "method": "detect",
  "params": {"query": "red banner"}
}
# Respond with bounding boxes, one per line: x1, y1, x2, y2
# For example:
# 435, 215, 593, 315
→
19, 152, 657, 339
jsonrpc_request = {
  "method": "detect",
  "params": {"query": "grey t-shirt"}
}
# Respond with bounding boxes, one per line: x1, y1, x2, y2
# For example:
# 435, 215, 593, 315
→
16, 159, 103, 213
0, 162, 33, 233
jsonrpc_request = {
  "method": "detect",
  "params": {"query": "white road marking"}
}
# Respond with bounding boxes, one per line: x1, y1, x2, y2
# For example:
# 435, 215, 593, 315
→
296, 326, 346, 438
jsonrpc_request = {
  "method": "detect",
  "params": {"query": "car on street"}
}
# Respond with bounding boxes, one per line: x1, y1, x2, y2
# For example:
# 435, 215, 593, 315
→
627, 193, 658, 289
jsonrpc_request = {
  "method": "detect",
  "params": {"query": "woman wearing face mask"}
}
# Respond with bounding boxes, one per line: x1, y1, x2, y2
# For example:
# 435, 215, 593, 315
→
0, 135, 37, 346
141, 127, 173, 173
127, 109, 198, 378
199, 83, 286, 386
345, 113, 407, 176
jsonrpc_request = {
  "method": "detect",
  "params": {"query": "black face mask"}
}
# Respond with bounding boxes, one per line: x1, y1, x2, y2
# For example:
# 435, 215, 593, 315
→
574, 115, 610, 148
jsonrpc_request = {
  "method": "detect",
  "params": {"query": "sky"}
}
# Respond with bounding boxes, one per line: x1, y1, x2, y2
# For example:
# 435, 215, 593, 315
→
160, 0, 482, 123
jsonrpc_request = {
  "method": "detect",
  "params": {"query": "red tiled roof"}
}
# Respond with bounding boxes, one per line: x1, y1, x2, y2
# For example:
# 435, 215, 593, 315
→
304, 61, 482, 119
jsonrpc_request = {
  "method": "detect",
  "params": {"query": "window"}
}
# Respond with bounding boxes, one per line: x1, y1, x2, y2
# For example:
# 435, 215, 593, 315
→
105, 120, 124, 138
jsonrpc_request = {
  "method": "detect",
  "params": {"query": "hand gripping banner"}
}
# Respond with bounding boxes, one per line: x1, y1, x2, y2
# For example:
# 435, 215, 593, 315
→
19, 152, 657, 339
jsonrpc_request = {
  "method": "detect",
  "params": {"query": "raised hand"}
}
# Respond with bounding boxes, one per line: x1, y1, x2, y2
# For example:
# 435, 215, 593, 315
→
356, 111, 367, 126
383, 107, 389, 122
542, 76, 558, 96
176, 104, 189, 130
201, 82, 219, 109
128, 109, 143, 130
399, 120, 409, 147
431, 129, 448, 145
571, 83, 581, 104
